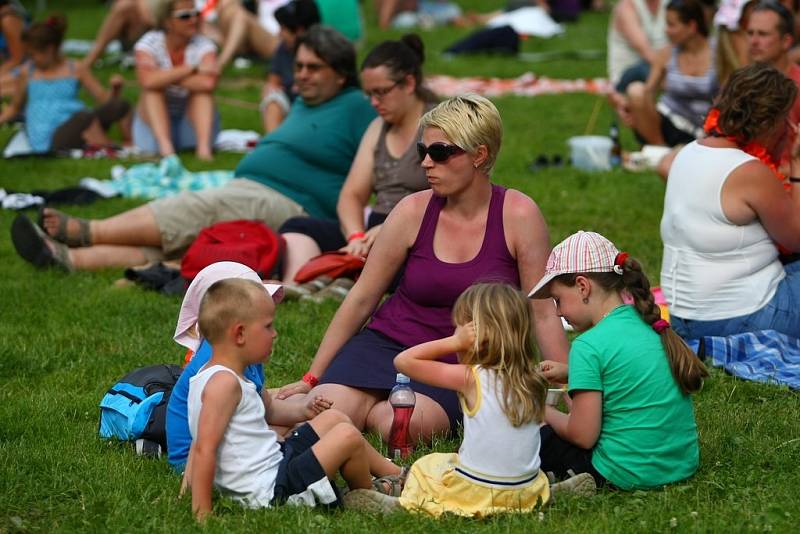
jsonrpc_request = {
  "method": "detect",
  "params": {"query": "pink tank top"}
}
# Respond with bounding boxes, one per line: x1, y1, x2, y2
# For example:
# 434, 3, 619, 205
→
369, 184, 520, 351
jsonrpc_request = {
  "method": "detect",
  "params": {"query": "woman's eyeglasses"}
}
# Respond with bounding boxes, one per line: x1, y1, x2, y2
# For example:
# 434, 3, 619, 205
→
173, 9, 199, 20
364, 82, 399, 100
417, 142, 466, 162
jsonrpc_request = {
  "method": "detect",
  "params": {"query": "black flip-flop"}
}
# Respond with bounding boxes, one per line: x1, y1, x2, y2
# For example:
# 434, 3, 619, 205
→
11, 214, 73, 272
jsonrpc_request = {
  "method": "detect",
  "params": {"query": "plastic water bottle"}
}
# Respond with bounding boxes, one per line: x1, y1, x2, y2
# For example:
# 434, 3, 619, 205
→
388, 373, 416, 460
609, 121, 622, 168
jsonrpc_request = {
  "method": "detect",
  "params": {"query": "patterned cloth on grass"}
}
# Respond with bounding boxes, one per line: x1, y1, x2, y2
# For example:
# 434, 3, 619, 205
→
110, 154, 233, 199
687, 330, 800, 389
426, 72, 611, 98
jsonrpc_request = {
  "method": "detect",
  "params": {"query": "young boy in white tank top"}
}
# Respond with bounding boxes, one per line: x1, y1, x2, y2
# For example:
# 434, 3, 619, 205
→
181, 278, 403, 521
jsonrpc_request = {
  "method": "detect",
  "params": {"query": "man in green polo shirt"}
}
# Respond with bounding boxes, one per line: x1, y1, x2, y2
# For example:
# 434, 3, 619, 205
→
16, 25, 377, 273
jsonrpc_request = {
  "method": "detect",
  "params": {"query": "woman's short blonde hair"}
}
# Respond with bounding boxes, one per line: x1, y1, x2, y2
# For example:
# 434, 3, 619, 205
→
419, 94, 502, 173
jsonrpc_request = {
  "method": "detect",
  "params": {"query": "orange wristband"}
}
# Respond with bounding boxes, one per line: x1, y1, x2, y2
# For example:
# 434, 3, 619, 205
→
302, 372, 319, 388
347, 231, 366, 242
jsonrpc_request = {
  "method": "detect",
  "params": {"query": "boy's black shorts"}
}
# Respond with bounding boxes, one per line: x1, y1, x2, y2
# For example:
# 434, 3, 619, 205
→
271, 422, 343, 506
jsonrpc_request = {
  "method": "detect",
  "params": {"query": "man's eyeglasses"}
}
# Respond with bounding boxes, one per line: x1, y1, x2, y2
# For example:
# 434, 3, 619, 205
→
364, 81, 399, 100
417, 142, 466, 163
294, 61, 327, 73
173, 9, 199, 20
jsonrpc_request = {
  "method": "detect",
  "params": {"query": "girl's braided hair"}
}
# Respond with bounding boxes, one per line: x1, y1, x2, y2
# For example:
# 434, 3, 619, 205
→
555, 255, 708, 395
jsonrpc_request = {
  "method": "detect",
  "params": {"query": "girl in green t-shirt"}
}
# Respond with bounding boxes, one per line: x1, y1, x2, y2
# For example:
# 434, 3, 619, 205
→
529, 231, 708, 490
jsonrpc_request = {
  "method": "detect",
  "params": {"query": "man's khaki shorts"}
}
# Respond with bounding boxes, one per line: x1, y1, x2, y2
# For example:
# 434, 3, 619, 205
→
146, 178, 306, 260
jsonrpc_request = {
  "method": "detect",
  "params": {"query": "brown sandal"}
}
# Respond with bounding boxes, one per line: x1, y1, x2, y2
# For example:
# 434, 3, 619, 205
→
38, 207, 92, 247
12, 214, 74, 272
371, 466, 409, 497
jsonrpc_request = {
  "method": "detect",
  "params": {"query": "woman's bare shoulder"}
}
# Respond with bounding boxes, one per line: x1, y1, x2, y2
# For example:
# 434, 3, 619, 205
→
359, 117, 384, 146
392, 189, 434, 218
502, 188, 543, 219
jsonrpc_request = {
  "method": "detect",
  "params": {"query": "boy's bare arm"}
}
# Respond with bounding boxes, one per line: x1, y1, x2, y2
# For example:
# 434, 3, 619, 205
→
191, 373, 242, 521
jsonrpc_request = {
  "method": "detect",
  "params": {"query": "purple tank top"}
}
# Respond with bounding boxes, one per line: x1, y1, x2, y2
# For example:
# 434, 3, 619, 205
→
369, 184, 520, 350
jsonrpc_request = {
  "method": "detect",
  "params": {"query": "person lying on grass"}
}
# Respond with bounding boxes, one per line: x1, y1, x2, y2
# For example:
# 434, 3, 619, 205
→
530, 231, 708, 490
180, 278, 403, 520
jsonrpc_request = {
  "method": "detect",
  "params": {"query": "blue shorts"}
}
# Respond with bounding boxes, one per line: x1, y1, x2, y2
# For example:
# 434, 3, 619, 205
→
672, 260, 800, 339
615, 61, 651, 93
271, 423, 342, 507
132, 109, 220, 155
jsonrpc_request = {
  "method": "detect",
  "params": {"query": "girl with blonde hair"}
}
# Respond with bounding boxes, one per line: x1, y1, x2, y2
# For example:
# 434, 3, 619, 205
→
390, 282, 552, 517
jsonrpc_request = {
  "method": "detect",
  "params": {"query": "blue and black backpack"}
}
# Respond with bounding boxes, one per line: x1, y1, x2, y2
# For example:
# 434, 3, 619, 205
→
99, 364, 182, 452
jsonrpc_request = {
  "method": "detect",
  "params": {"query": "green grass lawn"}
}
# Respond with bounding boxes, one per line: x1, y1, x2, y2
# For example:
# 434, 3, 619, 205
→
1, 1, 799, 532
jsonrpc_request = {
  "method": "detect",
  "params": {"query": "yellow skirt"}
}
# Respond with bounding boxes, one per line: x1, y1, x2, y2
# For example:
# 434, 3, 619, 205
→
398, 452, 550, 518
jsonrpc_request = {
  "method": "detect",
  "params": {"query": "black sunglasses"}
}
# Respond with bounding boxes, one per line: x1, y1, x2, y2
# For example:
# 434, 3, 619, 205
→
173, 9, 199, 20
417, 142, 466, 163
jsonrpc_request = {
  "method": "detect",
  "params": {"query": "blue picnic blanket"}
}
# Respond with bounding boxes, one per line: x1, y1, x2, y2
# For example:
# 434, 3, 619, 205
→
110, 155, 233, 199
687, 330, 800, 390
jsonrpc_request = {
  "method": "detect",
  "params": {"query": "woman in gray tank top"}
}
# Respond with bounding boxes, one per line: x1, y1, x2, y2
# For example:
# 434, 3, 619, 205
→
625, 0, 717, 147
279, 34, 438, 282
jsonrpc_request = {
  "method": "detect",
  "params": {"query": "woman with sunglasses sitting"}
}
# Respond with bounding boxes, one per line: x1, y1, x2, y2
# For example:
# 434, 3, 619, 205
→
132, 0, 220, 160
276, 94, 569, 445
278, 34, 438, 284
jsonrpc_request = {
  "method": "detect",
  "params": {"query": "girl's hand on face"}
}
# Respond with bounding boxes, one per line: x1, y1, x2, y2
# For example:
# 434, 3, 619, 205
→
453, 321, 476, 352
538, 360, 568, 384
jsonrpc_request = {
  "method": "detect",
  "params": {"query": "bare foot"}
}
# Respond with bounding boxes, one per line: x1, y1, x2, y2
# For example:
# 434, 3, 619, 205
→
41, 208, 93, 246
196, 149, 214, 161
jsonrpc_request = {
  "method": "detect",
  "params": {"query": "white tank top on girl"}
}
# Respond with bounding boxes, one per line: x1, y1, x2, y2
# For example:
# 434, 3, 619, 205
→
188, 364, 282, 507
457, 366, 541, 485
660, 141, 785, 320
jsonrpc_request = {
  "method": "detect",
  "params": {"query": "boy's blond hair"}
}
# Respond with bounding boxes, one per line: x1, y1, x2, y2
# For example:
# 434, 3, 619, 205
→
197, 279, 267, 344
419, 94, 503, 173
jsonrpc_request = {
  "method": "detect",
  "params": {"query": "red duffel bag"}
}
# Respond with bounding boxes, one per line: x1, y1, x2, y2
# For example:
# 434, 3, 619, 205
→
180, 220, 285, 281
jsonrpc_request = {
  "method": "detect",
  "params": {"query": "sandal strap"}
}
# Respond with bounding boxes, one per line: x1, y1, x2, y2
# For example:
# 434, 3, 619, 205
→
371, 467, 409, 497
372, 477, 402, 497
49, 209, 92, 247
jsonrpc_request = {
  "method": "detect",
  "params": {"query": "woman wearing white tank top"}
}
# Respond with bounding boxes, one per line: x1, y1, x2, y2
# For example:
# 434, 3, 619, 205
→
661, 63, 800, 340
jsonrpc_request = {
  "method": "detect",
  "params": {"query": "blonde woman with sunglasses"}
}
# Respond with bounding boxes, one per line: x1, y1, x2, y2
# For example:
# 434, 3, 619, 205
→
276, 94, 569, 447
